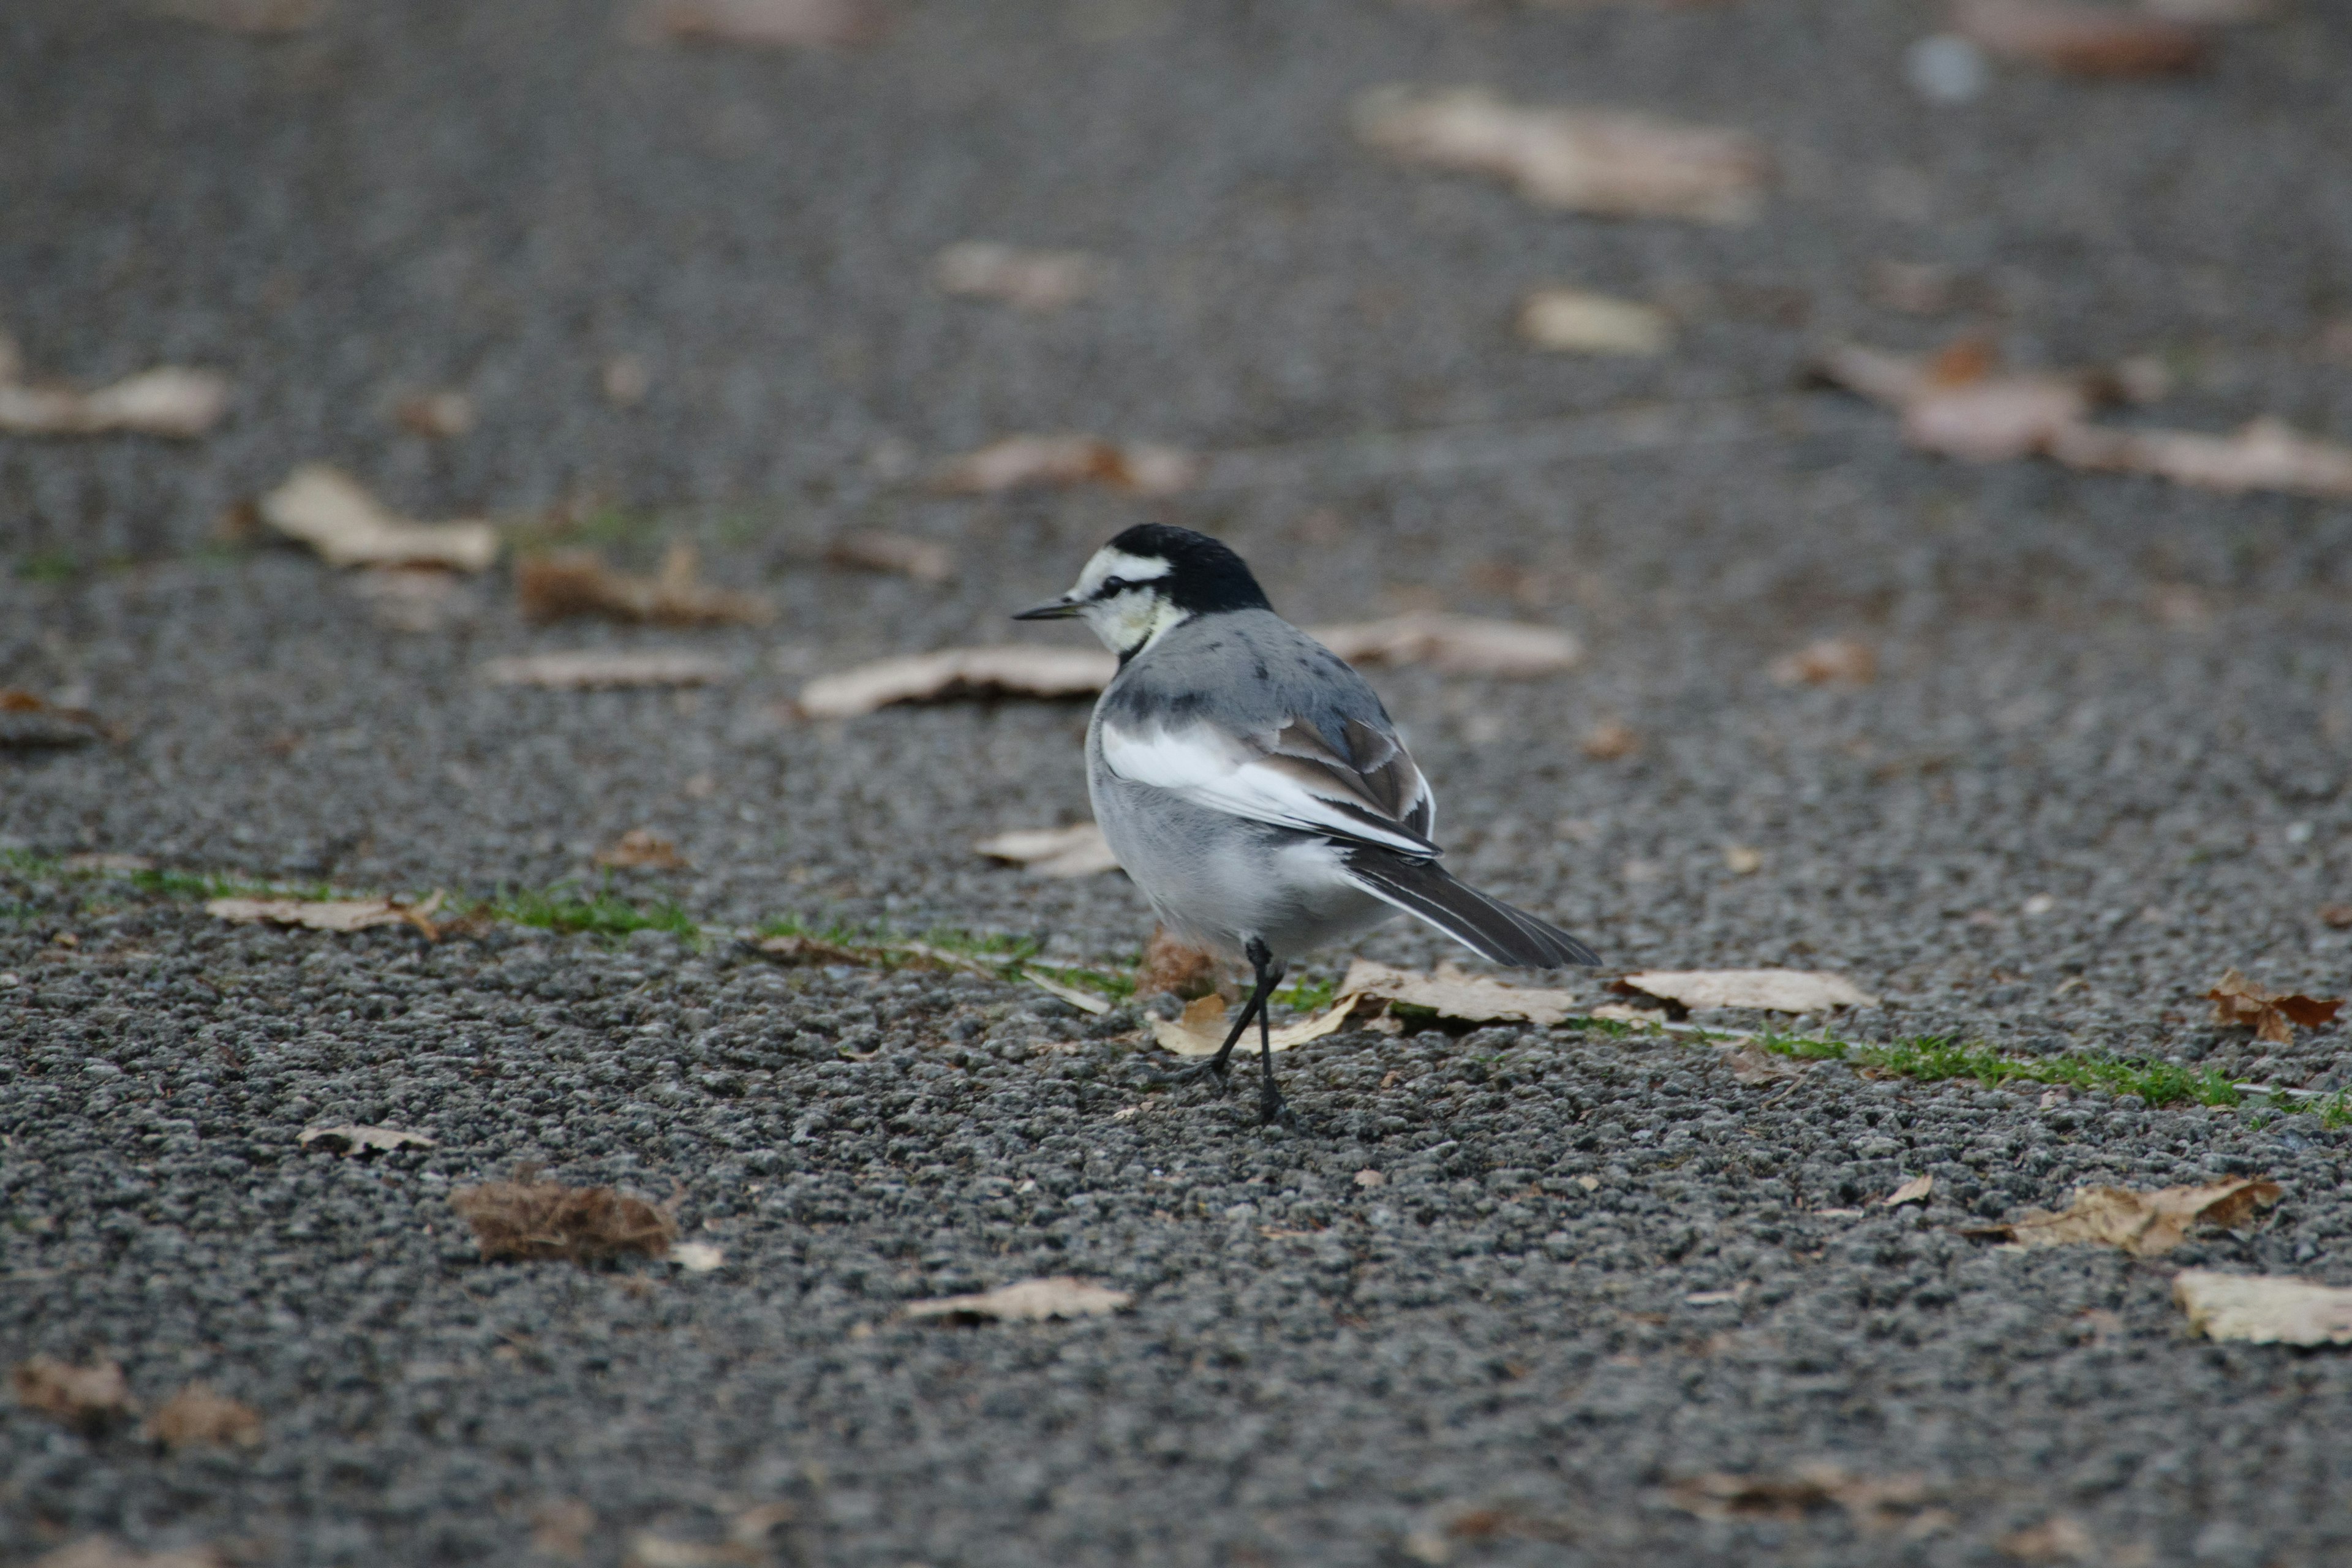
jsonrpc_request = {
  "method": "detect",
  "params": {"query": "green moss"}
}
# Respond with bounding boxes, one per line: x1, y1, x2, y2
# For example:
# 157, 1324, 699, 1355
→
480, 883, 698, 940
1736, 1030, 2245, 1109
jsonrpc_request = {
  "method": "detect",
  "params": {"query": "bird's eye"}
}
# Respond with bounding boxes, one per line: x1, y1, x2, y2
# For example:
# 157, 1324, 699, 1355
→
1098, 576, 1130, 596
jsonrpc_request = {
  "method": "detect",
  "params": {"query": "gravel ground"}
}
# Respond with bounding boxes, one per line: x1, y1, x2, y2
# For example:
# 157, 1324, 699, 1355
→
6, 1, 2352, 1564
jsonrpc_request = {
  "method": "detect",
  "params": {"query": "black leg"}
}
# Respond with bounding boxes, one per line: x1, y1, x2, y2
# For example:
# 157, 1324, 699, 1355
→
1153, 938, 1285, 1101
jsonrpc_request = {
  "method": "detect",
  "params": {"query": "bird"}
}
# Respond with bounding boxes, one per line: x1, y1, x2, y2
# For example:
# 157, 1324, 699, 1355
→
1016, 522, 1599, 1125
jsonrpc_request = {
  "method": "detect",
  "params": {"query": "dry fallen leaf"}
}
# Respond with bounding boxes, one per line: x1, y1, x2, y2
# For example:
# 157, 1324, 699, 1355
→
1518, 288, 1673, 356
903, 1276, 1133, 1324
671, 1241, 726, 1274
206, 894, 442, 937
1151, 992, 1365, 1057
0, 689, 115, 748
1354, 1169, 1385, 1189
1167, 957, 1591, 1058
1618, 969, 1879, 1012
825, 530, 955, 583
1025, 971, 1115, 1016
1812, 341, 2095, 463
1883, 1174, 1936, 1208
2049, 417, 2352, 499
516, 544, 771, 626
451, 1178, 677, 1265
394, 389, 475, 439
480, 650, 734, 689
2173, 1269, 2352, 1346
12, 1355, 138, 1434
1720, 1044, 1810, 1085
2204, 968, 2343, 1045
1313, 612, 1582, 677
1995, 1515, 2098, 1563
1580, 720, 1640, 761
973, 822, 1121, 878
259, 464, 499, 571
642, 0, 888, 47
1137, 927, 1227, 1000
34, 1540, 225, 1568
298, 1123, 438, 1156
0, 333, 229, 439
1722, 844, 1764, 875
1352, 86, 1768, 224
1981, 1178, 2281, 1257
1663, 1464, 1935, 1531
796, 646, 1115, 718
933, 434, 1198, 497
932, 241, 1106, 312
143, 1384, 263, 1449
1768, 636, 1877, 687
1589, 1001, 1668, 1025
2320, 905, 2352, 931
154, 0, 321, 31
1953, 0, 2209, 77
596, 828, 689, 871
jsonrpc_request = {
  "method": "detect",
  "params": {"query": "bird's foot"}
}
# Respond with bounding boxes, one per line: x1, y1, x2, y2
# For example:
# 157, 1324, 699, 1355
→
1257, 1082, 1299, 1129
1151, 1058, 1232, 1094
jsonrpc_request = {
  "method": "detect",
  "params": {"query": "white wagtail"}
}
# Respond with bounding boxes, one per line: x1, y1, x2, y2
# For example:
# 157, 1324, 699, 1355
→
1017, 523, 1599, 1125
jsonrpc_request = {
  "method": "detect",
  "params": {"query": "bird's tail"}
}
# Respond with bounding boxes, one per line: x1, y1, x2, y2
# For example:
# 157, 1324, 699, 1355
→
1341, 849, 1599, 969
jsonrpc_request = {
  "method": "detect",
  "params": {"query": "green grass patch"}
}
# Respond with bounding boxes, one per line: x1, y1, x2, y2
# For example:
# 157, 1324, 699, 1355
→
479, 882, 698, 940
13, 549, 77, 583
1736, 1030, 2245, 1109
1274, 974, 1340, 1013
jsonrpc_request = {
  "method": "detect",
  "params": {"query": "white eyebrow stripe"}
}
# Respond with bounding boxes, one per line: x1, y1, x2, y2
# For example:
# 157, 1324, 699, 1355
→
1077, 548, 1172, 596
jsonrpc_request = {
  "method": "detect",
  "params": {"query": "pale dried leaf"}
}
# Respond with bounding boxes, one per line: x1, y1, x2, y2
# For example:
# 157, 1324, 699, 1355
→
34, 1540, 225, 1568
1954, 0, 2207, 77
1518, 288, 1672, 356
206, 896, 439, 935
516, 544, 771, 626
1338, 957, 1583, 1026
671, 1242, 726, 1274
12, 1355, 138, 1433
826, 530, 955, 582
1721, 1044, 1809, 1085
973, 822, 1121, 878
932, 242, 1105, 312
2050, 417, 2352, 499
298, 1123, 438, 1156
1768, 636, 1877, 687
451, 1179, 677, 1264
1995, 1515, 2097, 1563
1352, 86, 1767, 224
143, 1384, 263, 1449
644, 0, 888, 47
1989, 1178, 2281, 1257
1722, 844, 1763, 875
1151, 991, 1365, 1057
0, 333, 230, 438
1812, 341, 2094, 462
1354, 1169, 1385, 1188
1619, 969, 1879, 1012
1580, 720, 1640, 760
1882, 1174, 1935, 1208
595, 828, 689, 871
933, 434, 1197, 497
480, 650, 734, 688
259, 464, 499, 571
2173, 1269, 2352, 1346
797, 646, 1115, 718
903, 1276, 1132, 1323
154, 0, 320, 31
1024, 970, 1114, 1016
1589, 1001, 1667, 1025
1310, 612, 1581, 676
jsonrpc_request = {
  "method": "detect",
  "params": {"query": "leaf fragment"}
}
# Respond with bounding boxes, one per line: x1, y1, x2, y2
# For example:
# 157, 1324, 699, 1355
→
1352, 86, 1768, 224
206, 893, 443, 937
12, 1355, 138, 1434
143, 1383, 263, 1449
0, 688, 116, 748
451, 1178, 677, 1265
973, 822, 1121, 878
671, 1242, 726, 1274
480, 650, 734, 688
1151, 992, 1363, 1057
825, 530, 955, 583
1580, 720, 1640, 760
933, 434, 1198, 497
2204, 968, 2343, 1044
516, 544, 771, 626
1662, 1464, 1936, 1531
902, 1276, 1132, 1323
1994, 1515, 2098, 1563
931, 241, 1105, 312
1617, 969, 1879, 1012
1312, 612, 1582, 677
1768, 636, 1876, 687
595, 828, 689, 871
298, 1123, 439, 1156
1882, 1174, 1935, 1208
1980, 1178, 2280, 1257
0, 333, 229, 438
258, 464, 499, 571
2173, 1269, 2352, 1346
1953, 0, 2209, 77
796, 646, 1115, 718
2049, 417, 2352, 499
642, 0, 889, 48
1023, 970, 1115, 1016
1517, 288, 1672, 356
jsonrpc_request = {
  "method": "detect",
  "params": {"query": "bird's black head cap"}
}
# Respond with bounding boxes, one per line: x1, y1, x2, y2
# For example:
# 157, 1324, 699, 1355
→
1104, 524, 1273, 616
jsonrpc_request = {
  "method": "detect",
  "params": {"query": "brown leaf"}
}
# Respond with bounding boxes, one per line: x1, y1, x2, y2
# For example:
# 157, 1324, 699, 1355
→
451, 1178, 677, 1265
2173, 1269, 2352, 1346
153, 0, 321, 32
393, 389, 475, 439
930, 242, 1105, 313
1663, 1464, 1934, 1531
1882, 1174, 1936, 1208
298, 1123, 438, 1156
12, 1355, 138, 1434
1996, 1515, 2098, 1563
1580, 720, 1640, 760
33, 1540, 225, 1568
796, 646, 1115, 718
2204, 968, 2343, 1044
1310, 612, 1581, 677
1137, 926, 1226, 1001
259, 464, 499, 571
143, 1383, 263, 1449
0, 332, 229, 439
824, 530, 955, 583
1619, 969, 1879, 1012
2049, 416, 2352, 499
1354, 86, 1768, 224
1983, 1178, 2281, 1257
479, 650, 734, 688
516, 544, 771, 627
2319, 905, 2352, 930
1768, 636, 1876, 687
595, 828, 689, 871
972, 822, 1121, 879
902, 1276, 1132, 1323
1953, 0, 2209, 77
932, 434, 1198, 497
206, 894, 443, 937
0, 688, 115, 749
1517, 288, 1672, 356
643, 0, 888, 47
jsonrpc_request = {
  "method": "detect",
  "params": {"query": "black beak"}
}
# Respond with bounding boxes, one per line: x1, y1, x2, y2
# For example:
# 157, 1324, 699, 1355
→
1012, 597, 1083, 621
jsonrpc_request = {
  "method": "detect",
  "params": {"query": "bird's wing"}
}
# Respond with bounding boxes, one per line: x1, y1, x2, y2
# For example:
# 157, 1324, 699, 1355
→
1100, 712, 1438, 854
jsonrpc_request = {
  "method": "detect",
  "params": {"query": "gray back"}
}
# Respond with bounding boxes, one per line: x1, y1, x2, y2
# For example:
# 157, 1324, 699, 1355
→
1099, 609, 1397, 764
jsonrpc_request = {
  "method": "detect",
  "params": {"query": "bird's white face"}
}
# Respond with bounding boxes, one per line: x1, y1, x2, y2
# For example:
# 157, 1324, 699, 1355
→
1066, 546, 1187, 656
